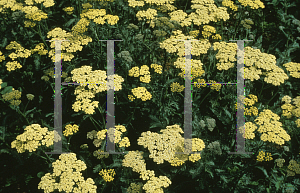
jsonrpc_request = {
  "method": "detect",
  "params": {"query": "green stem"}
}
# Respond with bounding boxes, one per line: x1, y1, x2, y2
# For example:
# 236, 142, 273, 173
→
266, 89, 279, 106
198, 89, 213, 107
23, 101, 30, 115
17, 108, 30, 125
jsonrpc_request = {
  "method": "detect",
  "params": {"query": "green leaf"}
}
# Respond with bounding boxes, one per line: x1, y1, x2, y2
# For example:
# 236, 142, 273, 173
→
255, 166, 269, 178
64, 18, 76, 28
93, 164, 102, 173
25, 107, 37, 116
220, 175, 228, 183
0, 81, 7, 89
37, 172, 45, 178
0, 86, 13, 95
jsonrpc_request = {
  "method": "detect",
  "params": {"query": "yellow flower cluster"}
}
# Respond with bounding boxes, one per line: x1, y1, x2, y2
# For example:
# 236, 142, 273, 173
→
142, 176, 172, 193
156, 3, 177, 12
122, 150, 172, 192
63, 7, 74, 15
11, 124, 61, 153
296, 119, 300, 128
38, 153, 97, 193
26, 94, 34, 101
153, 30, 167, 37
129, 87, 152, 101
238, 0, 265, 9
275, 158, 285, 167
71, 66, 124, 114
0, 51, 5, 62
170, 82, 185, 92
240, 122, 257, 139
24, 20, 36, 27
31, 43, 48, 55
222, 0, 238, 11
136, 8, 157, 23
93, 149, 109, 159
189, 30, 200, 38
169, 9, 191, 27
172, 58, 206, 80
212, 34, 222, 40
254, 109, 291, 145
47, 28, 92, 62
287, 160, 300, 176
0, 79, 2, 89
5, 61, 22, 72
283, 62, 300, 79
99, 169, 116, 182
128, 0, 145, 8
2, 88, 22, 107
72, 17, 90, 34
127, 182, 143, 193
88, 125, 130, 148
202, 25, 216, 38
150, 64, 163, 74
281, 95, 300, 119
82, 3, 93, 9
0, 0, 23, 12
5, 41, 31, 71
256, 151, 273, 162
63, 124, 79, 137
189, 0, 230, 25
137, 124, 205, 166
128, 65, 151, 83
21, 5, 48, 21
236, 94, 259, 116
150, 17, 176, 30
144, 0, 175, 6
244, 47, 288, 86
241, 19, 254, 29
213, 42, 237, 71
208, 80, 222, 91
160, 30, 211, 57
194, 78, 207, 88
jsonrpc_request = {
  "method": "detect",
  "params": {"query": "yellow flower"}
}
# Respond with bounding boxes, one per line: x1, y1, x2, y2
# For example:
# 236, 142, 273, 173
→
93, 149, 109, 159
128, 0, 145, 8
222, 0, 238, 11
129, 66, 140, 77
150, 64, 163, 74
136, 8, 157, 23
63, 124, 79, 137
238, 0, 265, 9
0, 79, 3, 89
82, 3, 92, 9
63, 7, 74, 14
0, 51, 5, 62
26, 94, 34, 101
189, 30, 199, 38
99, 169, 116, 182
283, 62, 300, 79
257, 151, 265, 162
38, 153, 97, 193
127, 182, 143, 193
72, 18, 90, 34
104, 14, 119, 25
170, 82, 185, 92
11, 124, 61, 153
264, 152, 273, 161
282, 95, 292, 104
119, 137, 130, 147
131, 87, 152, 101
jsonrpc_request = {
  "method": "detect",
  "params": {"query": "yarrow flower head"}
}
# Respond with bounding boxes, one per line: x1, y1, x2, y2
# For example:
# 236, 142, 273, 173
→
63, 124, 79, 137
11, 124, 61, 153
38, 153, 97, 193
99, 169, 116, 182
